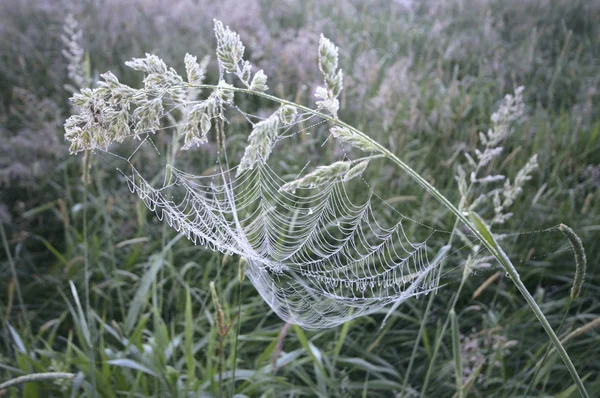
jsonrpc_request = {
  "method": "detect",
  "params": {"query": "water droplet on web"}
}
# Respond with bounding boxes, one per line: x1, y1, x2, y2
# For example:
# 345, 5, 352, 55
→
308, 208, 314, 215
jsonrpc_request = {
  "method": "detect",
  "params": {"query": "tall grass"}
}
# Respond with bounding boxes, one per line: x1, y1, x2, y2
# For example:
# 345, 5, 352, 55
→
1, 0, 599, 397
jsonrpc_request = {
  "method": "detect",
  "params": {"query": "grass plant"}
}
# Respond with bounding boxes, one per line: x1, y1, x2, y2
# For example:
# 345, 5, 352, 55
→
1, 1, 599, 397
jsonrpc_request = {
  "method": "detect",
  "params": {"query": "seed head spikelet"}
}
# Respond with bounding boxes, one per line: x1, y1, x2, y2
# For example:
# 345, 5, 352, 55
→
559, 224, 587, 300
330, 126, 378, 152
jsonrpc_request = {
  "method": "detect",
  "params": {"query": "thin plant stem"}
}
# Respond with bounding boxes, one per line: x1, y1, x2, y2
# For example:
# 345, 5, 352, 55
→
93, 169, 126, 318
231, 280, 243, 397
399, 287, 435, 395
421, 263, 471, 397
0, 223, 27, 329
523, 300, 571, 396
218, 336, 224, 398
450, 309, 464, 398
404, 160, 487, 396
82, 151, 97, 396
0, 372, 75, 391
400, 214, 463, 396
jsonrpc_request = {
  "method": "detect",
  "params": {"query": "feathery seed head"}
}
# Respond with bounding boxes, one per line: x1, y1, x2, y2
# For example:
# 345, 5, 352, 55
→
185, 53, 208, 86
344, 160, 369, 182
239, 257, 248, 283
62, 14, 88, 90
280, 161, 351, 193
330, 126, 378, 152
318, 35, 339, 79
214, 20, 245, 74
125, 53, 167, 75
250, 70, 268, 92
278, 105, 297, 126
237, 113, 280, 175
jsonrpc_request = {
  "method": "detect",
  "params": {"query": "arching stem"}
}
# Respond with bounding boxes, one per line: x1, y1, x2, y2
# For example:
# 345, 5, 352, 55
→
189, 84, 588, 397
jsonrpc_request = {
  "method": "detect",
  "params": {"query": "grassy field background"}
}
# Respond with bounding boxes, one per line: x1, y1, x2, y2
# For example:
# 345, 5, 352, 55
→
0, 0, 599, 396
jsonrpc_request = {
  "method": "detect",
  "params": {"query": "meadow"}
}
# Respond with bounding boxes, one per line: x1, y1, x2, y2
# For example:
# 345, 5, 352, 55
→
0, 0, 599, 396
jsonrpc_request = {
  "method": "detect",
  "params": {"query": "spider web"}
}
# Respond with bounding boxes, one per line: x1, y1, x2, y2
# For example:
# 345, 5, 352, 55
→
95, 98, 481, 329
62, 23, 565, 330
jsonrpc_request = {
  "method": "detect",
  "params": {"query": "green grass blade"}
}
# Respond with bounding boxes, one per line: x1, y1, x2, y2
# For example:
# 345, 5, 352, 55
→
450, 309, 463, 398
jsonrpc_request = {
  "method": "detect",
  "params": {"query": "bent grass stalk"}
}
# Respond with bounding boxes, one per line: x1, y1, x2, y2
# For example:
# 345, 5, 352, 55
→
0, 372, 76, 391
184, 83, 589, 397
525, 223, 588, 395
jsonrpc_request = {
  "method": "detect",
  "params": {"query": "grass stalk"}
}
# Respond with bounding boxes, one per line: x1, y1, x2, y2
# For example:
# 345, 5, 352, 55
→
399, 290, 435, 395
230, 278, 243, 397
0, 223, 27, 329
82, 151, 97, 396
420, 261, 472, 396
450, 309, 464, 398
0, 372, 75, 391
405, 156, 486, 395
524, 304, 570, 395
93, 168, 126, 319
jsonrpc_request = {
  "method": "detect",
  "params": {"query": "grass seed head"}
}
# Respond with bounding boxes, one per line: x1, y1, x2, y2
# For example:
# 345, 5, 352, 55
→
559, 224, 587, 301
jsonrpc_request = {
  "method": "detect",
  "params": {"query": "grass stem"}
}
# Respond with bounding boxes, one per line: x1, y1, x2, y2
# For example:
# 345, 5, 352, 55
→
450, 309, 464, 398
0, 372, 75, 391
0, 223, 27, 330
82, 151, 97, 396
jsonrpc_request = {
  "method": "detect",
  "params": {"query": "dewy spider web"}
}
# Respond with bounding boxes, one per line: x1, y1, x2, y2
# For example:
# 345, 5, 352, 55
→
113, 126, 452, 329
64, 21, 504, 329
62, 21, 593, 398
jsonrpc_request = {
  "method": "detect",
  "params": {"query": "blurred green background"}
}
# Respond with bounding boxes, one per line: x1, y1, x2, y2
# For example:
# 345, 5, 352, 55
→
0, 0, 598, 396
